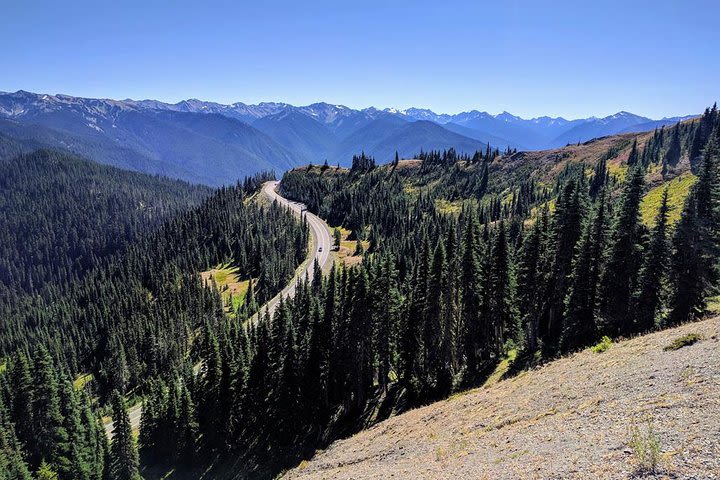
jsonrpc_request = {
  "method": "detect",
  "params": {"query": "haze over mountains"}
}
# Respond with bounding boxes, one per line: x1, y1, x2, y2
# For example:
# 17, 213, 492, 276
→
0, 90, 693, 186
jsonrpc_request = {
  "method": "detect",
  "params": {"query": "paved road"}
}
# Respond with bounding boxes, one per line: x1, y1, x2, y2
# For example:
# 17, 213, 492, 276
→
104, 180, 332, 438
253, 180, 333, 321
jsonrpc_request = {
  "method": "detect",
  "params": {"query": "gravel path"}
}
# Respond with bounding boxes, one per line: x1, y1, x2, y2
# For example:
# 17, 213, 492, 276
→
285, 317, 720, 480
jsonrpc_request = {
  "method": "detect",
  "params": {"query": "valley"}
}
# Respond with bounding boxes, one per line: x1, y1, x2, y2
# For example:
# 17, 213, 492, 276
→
105, 180, 335, 438
4, 4, 719, 479
0, 99, 717, 480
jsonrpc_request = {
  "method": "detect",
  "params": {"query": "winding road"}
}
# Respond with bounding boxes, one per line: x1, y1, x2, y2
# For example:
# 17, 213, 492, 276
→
252, 180, 333, 321
104, 180, 333, 438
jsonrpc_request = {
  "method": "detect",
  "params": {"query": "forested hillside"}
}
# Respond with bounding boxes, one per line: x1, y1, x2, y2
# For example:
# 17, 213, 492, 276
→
139, 106, 717, 478
0, 153, 309, 478
268, 107, 717, 472
125, 107, 720, 478
0, 149, 212, 298
0, 105, 717, 480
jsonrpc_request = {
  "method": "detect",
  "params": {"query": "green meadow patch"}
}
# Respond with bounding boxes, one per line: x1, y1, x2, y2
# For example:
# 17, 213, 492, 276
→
640, 172, 697, 226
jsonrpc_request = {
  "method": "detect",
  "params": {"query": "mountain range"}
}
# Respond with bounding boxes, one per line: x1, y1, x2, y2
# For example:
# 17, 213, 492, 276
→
0, 90, 694, 185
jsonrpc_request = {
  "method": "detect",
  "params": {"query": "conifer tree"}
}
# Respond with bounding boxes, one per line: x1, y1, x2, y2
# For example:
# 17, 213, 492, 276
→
695, 127, 720, 287
0, 394, 32, 480
478, 160, 489, 197
669, 128, 720, 323
459, 217, 482, 378
516, 212, 544, 353
302, 300, 328, 424
627, 138, 639, 166
540, 177, 587, 351
199, 328, 223, 449
561, 191, 608, 351
589, 157, 608, 198
346, 267, 373, 410
31, 347, 63, 468
36, 461, 59, 480
403, 235, 431, 396
177, 385, 198, 464
633, 189, 670, 331
57, 378, 88, 480
598, 165, 646, 336
424, 240, 452, 398
664, 123, 681, 167
108, 393, 140, 480
8, 354, 34, 453
372, 256, 401, 392
488, 221, 517, 356
333, 228, 341, 250
668, 191, 704, 324
354, 239, 365, 256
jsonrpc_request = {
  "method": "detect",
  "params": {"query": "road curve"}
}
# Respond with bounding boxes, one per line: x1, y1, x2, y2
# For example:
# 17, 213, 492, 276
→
105, 180, 333, 438
254, 180, 333, 321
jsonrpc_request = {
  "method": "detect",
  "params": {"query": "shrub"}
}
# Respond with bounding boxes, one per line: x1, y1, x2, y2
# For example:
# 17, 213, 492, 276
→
591, 336, 612, 353
664, 333, 702, 351
629, 420, 662, 474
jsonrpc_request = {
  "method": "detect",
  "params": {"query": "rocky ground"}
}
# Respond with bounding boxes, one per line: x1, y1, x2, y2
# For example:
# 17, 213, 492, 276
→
284, 317, 720, 479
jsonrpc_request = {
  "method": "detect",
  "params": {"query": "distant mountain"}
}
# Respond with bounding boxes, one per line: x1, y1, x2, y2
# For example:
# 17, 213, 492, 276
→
619, 116, 697, 134
391, 109, 595, 149
120, 96, 697, 151
387, 107, 453, 124
333, 115, 409, 162
124, 98, 290, 124
0, 117, 161, 173
385, 108, 699, 150
0, 90, 696, 184
0, 91, 299, 185
449, 111, 550, 150
252, 110, 337, 164
440, 122, 519, 150
334, 118, 489, 163
550, 111, 654, 146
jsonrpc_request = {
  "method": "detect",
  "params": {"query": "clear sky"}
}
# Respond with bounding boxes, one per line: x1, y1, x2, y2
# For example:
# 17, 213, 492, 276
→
2, 0, 718, 119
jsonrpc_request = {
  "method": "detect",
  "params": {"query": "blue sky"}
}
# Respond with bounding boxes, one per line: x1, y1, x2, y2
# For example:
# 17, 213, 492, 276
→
2, 0, 718, 119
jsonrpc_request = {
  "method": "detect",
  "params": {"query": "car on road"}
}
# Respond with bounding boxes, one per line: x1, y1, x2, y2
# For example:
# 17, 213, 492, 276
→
318, 247, 323, 252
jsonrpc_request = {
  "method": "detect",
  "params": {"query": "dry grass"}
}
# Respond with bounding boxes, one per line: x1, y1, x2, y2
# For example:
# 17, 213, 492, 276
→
285, 317, 720, 480
332, 227, 369, 267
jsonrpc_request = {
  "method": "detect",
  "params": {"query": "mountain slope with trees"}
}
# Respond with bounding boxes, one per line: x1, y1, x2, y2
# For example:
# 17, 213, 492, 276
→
130, 106, 719, 478
0, 155, 309, 477
0, 91, 695, 186
0, 148, 212, 298
0, 103, 716, 479
263, 106, 717, 476
284, 315, 720, 479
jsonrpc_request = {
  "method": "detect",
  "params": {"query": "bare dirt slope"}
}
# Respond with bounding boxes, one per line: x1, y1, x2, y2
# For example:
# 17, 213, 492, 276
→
285, 317, 720, 479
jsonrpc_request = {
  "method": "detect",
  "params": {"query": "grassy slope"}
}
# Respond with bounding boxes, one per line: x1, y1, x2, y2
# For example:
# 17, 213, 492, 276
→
295, 126, 696, 228
285, 316, 720, 479
201, 263, 251, 316
639, 172, 697, 226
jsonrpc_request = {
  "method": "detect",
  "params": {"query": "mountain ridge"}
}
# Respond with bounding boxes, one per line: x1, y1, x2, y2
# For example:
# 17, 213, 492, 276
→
1, 89, 695, 147
0, 89, 698, 185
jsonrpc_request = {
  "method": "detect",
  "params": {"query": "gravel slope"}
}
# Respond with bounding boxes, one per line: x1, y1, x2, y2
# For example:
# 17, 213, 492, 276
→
285, 317, 720, 480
